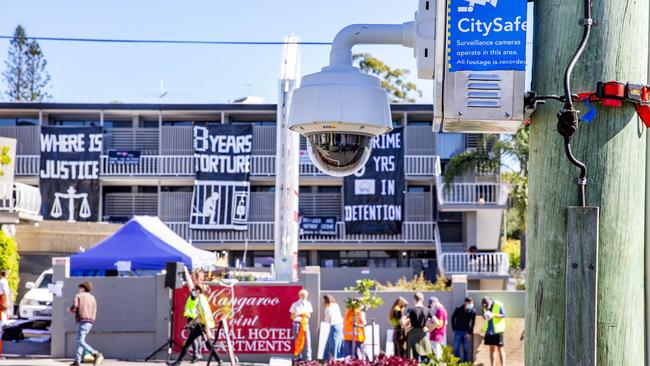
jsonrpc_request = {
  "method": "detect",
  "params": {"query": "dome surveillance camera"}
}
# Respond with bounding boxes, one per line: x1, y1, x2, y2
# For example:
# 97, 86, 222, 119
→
288, 65, 393, 177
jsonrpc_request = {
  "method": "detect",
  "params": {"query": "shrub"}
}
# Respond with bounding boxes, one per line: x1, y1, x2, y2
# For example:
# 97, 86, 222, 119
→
375, 273, 451, 292
423, 345, 472, 366
502, 238, 521, 270
344, 279, 383, 310
0, 230, 19, 302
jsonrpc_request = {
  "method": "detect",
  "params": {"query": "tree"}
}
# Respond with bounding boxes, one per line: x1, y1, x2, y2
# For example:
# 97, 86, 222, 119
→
353, 52, 421, 103
2, 25, 51, 101
443, 128, 529, 239
0, 230, 20, 303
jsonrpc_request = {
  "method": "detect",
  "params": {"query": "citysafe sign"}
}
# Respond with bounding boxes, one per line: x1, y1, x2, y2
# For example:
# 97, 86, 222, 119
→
447, 0, 528, 71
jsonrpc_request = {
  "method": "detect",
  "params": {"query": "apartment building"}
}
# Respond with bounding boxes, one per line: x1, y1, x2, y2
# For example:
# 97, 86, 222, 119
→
0, 102, 510, 284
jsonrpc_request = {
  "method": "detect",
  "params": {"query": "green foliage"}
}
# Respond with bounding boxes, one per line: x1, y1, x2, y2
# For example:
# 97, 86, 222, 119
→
0, 146, 12, 177
443, 127, 529, 234
423, 346, 473, 366
353, 52, 422, 103
502, 238, 521, 270
344, 279, 383, 310
2, 25, 51, 101
0, 230, 20, 302
376, 273, 451, 292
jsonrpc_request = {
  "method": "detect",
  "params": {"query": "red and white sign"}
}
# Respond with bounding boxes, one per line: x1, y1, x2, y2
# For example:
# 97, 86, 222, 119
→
173, 284, 302, 354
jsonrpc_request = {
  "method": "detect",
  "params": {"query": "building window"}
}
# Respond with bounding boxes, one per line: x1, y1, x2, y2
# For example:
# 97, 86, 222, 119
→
162, 120, 193, 127
51, 120, 100, 126
161, 186, 193, 192
251, 186, 275, 192
0, 118, 38, 126
317, 186, 340, 193
103, 120, 132, 128
407, 185, 430, 192
319, 250, 399, 268
436, 133, 465, 159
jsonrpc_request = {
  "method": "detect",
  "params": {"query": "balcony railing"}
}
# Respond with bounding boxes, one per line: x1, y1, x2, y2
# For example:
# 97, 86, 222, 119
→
16, 155, 40, 176
439, 252, 510, 277
100, 155, 195, 176
17, 155, 442, 178
165, 221, 438, 244
436, 177, 509, 207
0, 182, 42, 220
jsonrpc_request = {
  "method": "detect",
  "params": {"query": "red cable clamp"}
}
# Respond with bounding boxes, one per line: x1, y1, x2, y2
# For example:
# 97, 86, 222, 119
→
595, 81, 625, 107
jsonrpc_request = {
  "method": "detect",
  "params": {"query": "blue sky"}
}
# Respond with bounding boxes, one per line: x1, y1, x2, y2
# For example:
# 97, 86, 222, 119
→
0, 1, 436, 104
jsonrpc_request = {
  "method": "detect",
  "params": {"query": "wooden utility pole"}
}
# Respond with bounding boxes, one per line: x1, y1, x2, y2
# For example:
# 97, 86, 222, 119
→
526, 1, 648, 365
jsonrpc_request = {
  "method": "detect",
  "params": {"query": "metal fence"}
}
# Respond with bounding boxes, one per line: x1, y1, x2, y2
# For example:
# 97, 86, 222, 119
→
440, 252, 510, 277
165, 221, 438, 244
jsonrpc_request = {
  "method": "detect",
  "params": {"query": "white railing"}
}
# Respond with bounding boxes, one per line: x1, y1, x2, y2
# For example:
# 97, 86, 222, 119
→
165, 221, 438, 244
439, 252, 510, 277
100, 155, 194, 176
15, 154, 444, 178
0, 182, 42, 218
15, 155, 40, 176
405, 155, 441, 176
251, 155, 275, 176
436, 177, 509, 206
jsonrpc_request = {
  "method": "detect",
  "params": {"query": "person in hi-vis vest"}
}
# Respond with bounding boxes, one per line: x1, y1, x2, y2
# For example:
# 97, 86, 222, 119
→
342, 299, 367, 360
183, 287, 201, 363
481, 296, 506, 366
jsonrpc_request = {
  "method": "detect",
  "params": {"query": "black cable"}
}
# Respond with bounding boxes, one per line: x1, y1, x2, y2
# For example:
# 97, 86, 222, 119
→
563, 0, 593, 111
0, 35, 331, 46
558, 0, 593, 207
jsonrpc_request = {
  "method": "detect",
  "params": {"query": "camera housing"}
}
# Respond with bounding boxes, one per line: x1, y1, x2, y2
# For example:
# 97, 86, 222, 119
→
288, 65, 393, 177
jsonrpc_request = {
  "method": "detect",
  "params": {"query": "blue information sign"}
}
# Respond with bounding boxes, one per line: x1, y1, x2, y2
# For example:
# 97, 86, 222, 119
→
447, 0, 527, 72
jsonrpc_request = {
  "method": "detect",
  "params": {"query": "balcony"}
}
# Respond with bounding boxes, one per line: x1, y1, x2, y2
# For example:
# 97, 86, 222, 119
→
165, 221, 438, 246
0, 182, 42, 222
9, 125, 442, 178
435, 176, 509, 211
439, 252, 510, 279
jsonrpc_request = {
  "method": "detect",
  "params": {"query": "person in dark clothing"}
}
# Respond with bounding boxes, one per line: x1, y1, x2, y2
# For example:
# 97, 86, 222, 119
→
388, 297, 408, 357
401, 292, 434, 361
451, 297, 477, 362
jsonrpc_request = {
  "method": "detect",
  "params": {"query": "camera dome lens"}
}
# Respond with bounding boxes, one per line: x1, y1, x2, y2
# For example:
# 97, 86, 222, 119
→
306, 132, 373, 177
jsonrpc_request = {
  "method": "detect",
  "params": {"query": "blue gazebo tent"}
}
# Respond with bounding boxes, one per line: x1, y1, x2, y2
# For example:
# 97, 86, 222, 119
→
70, 216, 216, 275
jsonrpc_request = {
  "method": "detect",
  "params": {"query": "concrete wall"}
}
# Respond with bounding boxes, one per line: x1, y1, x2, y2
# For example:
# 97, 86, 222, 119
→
464, 211, 504, 251
467, 290, 526, 318
17, 220, 120, 254
51, 259, 168, 360
319, 267, 414, 290
475, 211, 503, 251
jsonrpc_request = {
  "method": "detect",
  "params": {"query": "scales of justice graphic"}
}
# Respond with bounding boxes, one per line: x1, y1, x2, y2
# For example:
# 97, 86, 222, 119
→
50, 186, 91, 222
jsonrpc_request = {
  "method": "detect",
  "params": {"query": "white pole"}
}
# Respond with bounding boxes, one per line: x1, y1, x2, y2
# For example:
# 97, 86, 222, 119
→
274, 35, 301, 282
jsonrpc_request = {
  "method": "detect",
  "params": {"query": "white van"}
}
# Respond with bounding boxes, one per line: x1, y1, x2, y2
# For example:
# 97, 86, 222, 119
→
19, 268, 53, 321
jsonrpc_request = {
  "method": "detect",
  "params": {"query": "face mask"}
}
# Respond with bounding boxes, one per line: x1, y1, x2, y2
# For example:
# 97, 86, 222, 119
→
466, 303, 474, 311
191, 291, 196, 297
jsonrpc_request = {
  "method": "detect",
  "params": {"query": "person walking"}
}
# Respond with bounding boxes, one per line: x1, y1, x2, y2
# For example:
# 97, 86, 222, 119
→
68, 282, 103, 366
428, 297, 448, 360
168, 284, 221, 366
182, 285, 202, 363
322, 295, 344, 360
451, 297, 476, 363
290, 289, 313, 361
388, 297, 408, 357
481, 296, 506, 366
401, 292, 434, 362
342, 300, 367, 360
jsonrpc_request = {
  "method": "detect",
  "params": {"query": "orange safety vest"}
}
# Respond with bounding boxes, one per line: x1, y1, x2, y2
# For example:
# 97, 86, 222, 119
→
343, 309, 365, 342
